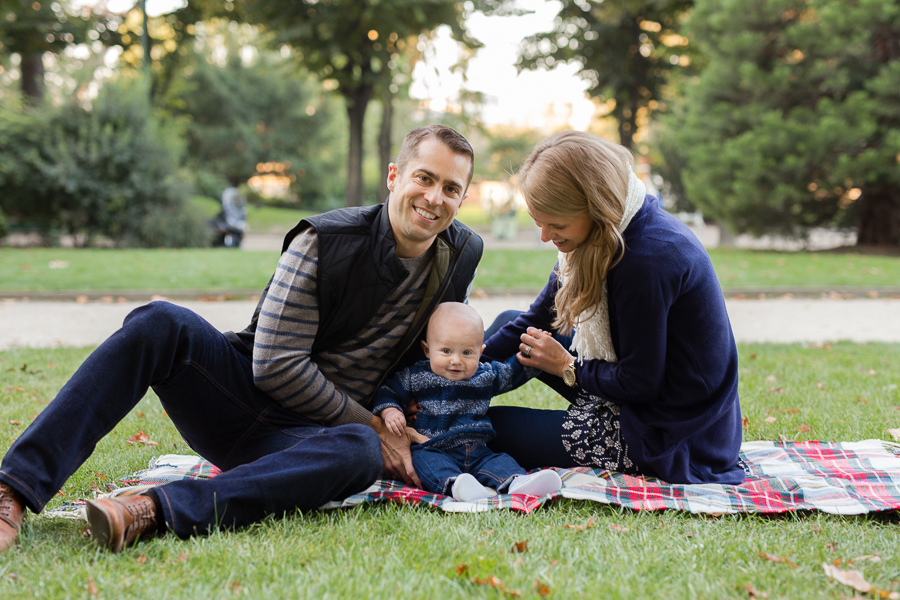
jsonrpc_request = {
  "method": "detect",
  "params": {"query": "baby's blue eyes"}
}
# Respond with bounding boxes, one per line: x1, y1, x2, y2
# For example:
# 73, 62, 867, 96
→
440, 348, 473, 356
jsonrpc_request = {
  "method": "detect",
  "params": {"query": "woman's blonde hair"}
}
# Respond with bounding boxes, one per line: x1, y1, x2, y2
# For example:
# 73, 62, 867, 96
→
517, 131, 635, 333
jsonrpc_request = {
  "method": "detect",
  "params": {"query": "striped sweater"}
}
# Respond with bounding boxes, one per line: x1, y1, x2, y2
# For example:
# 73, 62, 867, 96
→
252, 228, 433, 426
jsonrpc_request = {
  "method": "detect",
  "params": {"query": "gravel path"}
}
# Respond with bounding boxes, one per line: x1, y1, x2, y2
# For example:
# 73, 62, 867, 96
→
1, 296, 898, 350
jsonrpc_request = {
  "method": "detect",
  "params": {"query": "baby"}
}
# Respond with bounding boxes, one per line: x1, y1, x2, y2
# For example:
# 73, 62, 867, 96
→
372, 302, 562, 501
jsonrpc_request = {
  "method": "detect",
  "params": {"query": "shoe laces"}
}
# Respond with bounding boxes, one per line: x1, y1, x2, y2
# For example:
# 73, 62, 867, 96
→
0, 485, 21, 529
124, 498, 157, 539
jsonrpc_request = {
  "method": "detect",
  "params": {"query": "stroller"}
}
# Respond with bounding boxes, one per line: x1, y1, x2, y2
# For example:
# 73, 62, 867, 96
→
210, 187, 247, 248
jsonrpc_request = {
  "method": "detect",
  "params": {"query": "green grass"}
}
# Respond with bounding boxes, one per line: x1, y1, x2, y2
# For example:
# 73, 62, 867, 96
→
1, 245, 900, 295
1, 343, 900, 598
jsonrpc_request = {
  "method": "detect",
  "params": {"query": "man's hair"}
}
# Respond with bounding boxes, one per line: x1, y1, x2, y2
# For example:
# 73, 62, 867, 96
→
395, 125, 475, 187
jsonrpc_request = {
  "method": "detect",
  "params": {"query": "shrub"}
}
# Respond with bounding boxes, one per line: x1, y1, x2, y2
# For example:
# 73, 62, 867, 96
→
0, 77, 209, 247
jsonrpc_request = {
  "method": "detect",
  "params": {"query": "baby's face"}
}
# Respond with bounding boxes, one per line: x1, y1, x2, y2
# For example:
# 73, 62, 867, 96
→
421, 318, 484, 381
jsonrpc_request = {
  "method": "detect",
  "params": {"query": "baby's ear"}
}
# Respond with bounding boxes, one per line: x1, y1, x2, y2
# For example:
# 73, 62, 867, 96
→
421, 340, 430, 355
481, 344, 486, 353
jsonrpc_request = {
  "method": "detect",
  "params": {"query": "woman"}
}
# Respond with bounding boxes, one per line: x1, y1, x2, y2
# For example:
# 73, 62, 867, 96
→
484, 131, 744, 485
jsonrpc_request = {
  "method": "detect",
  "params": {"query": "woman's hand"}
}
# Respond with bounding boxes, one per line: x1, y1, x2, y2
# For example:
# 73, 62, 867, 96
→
517, 327, 575, 378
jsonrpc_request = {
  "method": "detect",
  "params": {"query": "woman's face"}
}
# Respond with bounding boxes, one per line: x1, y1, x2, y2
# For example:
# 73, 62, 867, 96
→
527, 206, 594, 253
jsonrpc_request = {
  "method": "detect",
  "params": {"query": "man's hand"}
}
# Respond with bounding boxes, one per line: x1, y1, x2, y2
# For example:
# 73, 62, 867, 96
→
381, 407, 407, 436
370, 415, 421, 488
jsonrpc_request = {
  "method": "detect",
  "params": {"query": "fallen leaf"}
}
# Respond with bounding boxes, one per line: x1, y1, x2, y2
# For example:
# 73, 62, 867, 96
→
178, 552, 189, 562
826, 542, 836, 553
137, 412, 145, 419
816, 382, 825, 390
782, 408, 801, 414
535, 580, 551, 596
227, 581, 242, 595
511, 541, 528, 553
887, 429, 900, 442
9, 420, 20, 425
48, 260, 69, 269
743, 582, 769, 598
481, 530, 496, 535
857, 396, 869, 405
564, 518, 595, 531
87, 576, 97, 595
135, 554, 148, 564
764, 416, 777, 424
7, 572, 18, 581
757, 551, 797, 568
797, 424, 811, 433
126, 430, 160, 446
822, 563, 872, 593
608, 523, 629, 532
765, 375, 777, 382
749, 353, 757, 360
850, 555, 882, 563
768, 387, 784, 394
456, 565, 469, 576
76, 295, 89, 304
742, 417, 750, 429
471, 574, 521, 597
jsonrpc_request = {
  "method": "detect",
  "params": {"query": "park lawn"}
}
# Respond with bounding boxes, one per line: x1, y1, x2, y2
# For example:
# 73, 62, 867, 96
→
0, 342, 899, 599
1, 247, 900, 295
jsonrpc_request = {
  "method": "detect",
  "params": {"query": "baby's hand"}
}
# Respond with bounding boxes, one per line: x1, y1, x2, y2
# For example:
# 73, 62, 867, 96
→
382, 407, 407, 437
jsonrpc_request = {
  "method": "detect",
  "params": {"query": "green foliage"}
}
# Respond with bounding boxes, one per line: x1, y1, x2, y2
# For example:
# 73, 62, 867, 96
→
0, 78, 208, 247
239, 0, 513, 207
0, 0, 94, 100
658, 0, 900, 246
517, 0, 694, 149
167, 24, 346, 210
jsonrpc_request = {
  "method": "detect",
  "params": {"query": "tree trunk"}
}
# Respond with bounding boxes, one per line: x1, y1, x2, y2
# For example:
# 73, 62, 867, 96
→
857, 187, 900, 247
616, 109, 635, 150
344, 85, 373, 207
21, 52, 45, 103
378, 88, 394, 203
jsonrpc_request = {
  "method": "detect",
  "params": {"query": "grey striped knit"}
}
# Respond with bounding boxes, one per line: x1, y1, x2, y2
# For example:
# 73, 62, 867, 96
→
252, 228, 433, 427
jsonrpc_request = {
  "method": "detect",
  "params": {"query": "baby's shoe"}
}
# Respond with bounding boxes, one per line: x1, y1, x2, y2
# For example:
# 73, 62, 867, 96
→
451, 473, 494, 501
508, 470, 562, 496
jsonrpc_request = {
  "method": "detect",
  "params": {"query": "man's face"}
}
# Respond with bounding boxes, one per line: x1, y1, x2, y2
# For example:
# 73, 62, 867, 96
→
387, 138, 471, 258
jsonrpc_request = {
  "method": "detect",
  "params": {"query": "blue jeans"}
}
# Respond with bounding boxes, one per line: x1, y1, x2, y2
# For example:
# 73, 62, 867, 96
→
0, 302, 382, 538
411, 442, 524, 495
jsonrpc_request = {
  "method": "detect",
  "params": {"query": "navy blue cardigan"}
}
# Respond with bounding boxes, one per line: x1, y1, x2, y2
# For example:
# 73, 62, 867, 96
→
483, 196, 745, 485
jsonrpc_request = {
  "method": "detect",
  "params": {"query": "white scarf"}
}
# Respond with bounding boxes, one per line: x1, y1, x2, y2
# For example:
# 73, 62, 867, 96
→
556, 170, 646, 363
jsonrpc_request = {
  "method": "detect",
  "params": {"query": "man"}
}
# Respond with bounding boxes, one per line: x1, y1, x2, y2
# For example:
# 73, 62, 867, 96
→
0, 125, 482, 553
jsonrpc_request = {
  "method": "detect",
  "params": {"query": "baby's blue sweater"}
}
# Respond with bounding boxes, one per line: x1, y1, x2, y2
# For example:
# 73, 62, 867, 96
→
371, 356, 534, 450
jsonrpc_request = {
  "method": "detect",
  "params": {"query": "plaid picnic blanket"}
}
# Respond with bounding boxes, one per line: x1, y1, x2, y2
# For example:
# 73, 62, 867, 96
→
45, 440, 900, 519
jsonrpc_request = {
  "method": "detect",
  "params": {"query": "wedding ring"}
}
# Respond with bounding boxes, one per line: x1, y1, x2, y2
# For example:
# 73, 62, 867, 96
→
524, 345, 532, 358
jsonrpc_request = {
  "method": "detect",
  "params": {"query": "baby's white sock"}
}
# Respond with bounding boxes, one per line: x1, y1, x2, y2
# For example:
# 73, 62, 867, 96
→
508, 470, 562, 496
451, 473, 494, 501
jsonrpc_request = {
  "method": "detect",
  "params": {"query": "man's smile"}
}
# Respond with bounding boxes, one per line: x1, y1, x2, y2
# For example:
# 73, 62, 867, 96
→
414, 207, 439, 221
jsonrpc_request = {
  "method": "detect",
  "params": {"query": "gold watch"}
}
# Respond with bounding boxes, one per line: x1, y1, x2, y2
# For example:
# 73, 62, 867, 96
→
562, 361, 577, 387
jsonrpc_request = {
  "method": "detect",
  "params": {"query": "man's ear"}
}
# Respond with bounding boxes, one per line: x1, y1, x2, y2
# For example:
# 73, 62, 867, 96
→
387, 163, 399, 192
420, 340, 429, 355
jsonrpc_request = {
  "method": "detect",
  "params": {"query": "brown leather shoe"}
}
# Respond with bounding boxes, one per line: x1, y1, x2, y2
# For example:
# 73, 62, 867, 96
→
0, 482, 26, 552
86, 495, 158, 553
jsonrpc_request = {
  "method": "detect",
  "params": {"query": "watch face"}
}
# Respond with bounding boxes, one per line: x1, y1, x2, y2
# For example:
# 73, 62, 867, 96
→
563, 367, 576, 387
